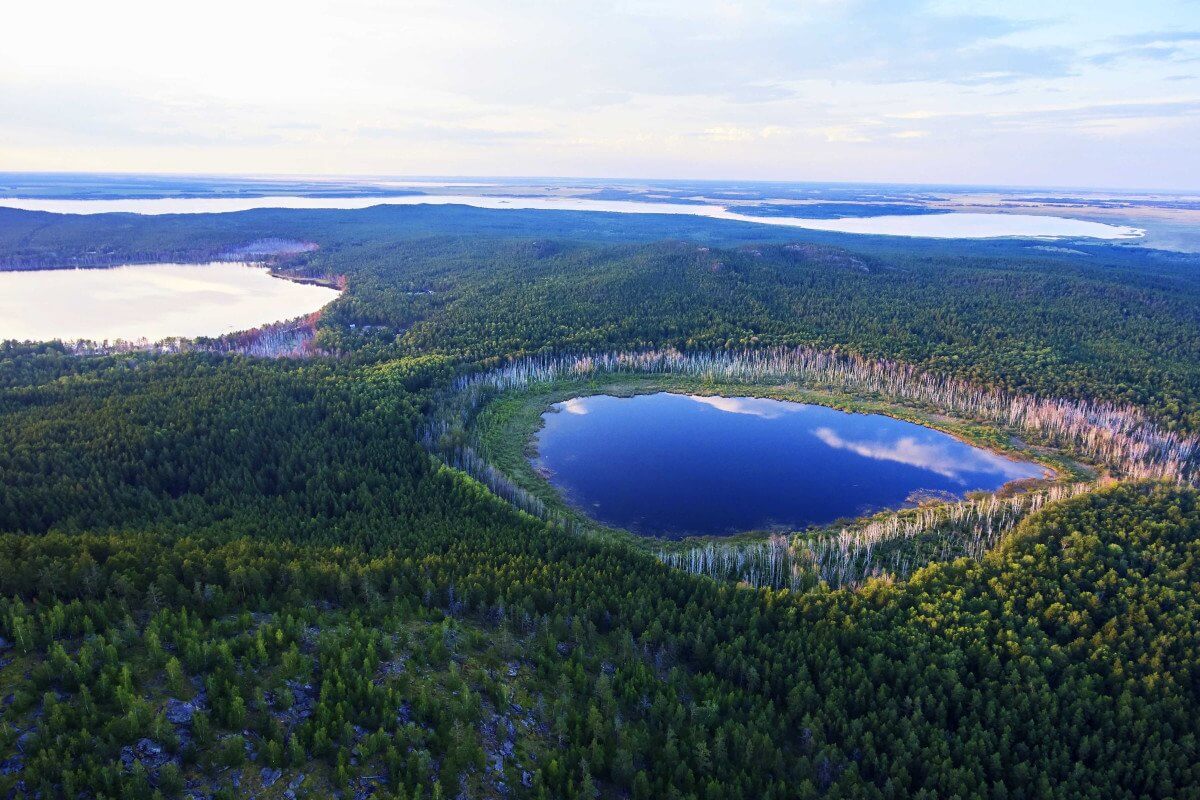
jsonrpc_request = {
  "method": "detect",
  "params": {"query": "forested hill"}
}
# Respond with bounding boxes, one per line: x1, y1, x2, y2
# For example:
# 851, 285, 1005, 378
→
4, 204, 1197, 427
0, 203, 1192, 269
315, 236, 1200, 427
2, 205, 1200, 799
0, 205, 808, 267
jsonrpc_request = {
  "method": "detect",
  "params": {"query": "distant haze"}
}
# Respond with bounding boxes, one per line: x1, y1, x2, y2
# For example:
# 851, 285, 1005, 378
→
2, 1, 1198, 190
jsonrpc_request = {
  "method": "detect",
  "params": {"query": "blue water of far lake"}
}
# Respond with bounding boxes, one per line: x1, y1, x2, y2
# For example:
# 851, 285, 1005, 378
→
533, 393, 1046, 538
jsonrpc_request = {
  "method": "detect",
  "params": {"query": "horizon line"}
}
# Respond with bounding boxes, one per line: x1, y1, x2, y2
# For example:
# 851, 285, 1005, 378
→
1, 169, 1198, 196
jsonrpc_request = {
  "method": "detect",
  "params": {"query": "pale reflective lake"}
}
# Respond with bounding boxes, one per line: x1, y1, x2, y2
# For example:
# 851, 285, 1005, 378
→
0, 262, 341, 343
534, 393, 1045, 538
0, 195, 1142, 239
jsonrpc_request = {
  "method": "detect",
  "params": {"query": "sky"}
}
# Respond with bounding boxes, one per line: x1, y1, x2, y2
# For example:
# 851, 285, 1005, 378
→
3, 0, 1199, 190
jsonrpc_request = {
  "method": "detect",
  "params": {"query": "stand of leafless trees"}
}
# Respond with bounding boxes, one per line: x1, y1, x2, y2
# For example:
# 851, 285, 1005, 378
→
455, 348, 1198, 484
658, 481, 1098, 589
65, 312, 327, 359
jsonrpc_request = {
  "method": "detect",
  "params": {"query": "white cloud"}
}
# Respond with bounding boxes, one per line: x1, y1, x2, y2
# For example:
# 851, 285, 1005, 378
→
819, 126, 874, 143
701, 125, 790, 142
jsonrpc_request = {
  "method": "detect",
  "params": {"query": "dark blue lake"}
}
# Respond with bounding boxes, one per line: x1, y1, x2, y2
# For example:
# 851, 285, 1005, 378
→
533, 393, 1046, 538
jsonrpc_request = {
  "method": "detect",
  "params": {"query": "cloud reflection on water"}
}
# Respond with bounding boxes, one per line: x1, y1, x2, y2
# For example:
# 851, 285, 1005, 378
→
687, 394, 806, 419
561, 398, 591, 415
811, 426, 1037, 483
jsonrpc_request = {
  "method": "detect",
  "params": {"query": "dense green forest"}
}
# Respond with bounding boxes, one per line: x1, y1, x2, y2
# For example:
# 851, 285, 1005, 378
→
2, 205, 1200, 798
5, 205, 1196, 425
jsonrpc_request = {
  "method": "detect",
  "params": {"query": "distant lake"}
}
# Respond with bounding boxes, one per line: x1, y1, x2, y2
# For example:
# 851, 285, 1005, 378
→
0, 262, 341, 343
0, 195, 1142, 240
533, 393, 1046, 538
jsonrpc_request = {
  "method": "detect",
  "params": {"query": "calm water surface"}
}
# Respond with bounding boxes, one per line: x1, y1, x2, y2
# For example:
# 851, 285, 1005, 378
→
0, 262, 341, 343
534, 393, 1046, 538
0, 195, 1142, 239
